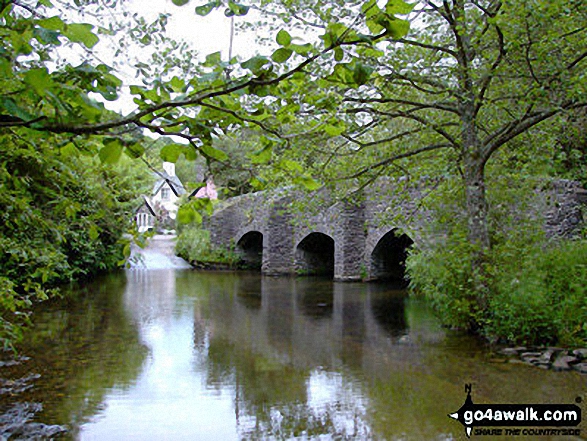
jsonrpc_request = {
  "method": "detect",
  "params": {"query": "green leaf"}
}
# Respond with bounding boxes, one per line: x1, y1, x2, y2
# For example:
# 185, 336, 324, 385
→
241, 55, 271, 74
37, 16, 65, 31
0, 98, 33, 121
276, 29, 291, 47
290, 43, 313, 55
362, 0, 381, 18
204, 51, 222, 66
60, 142, 78, 157
353, 62, 374, 86
172, 0, 190, 5
160, 143, 184, 163
184, 145, 199, 161
64, 23, 99, 48
23, 68, 53, 96
295, 175, 321, 191
225, 2, 249, 16
195, 1, 220, 16
177, 204, 203, 224
250, 177, 266, 189
250, 145, 272, 164
280, 159, 303, 173
33, 27, 61, 46
125, 143, 145, 159
385, 0, 415, 15
324, 124, 345, 136
88, 224, 100, 241
334, 47, 344, 62
384, 18, 410, 38
99, 139, 123, 164
170, 76, 185, 93
271, 47, 293, 63
200, 143, 228, 161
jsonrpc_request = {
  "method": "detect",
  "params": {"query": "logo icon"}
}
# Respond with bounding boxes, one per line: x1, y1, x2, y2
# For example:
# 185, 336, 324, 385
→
449, 384, 581, 438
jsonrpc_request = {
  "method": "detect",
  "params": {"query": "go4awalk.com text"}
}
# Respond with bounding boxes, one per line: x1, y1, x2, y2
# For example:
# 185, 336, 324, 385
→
448, 384, 581, 438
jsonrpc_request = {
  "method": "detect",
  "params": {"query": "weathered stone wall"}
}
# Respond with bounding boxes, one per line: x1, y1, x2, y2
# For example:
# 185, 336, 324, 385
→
542, 180, 586, 239
207, 179, 585, 282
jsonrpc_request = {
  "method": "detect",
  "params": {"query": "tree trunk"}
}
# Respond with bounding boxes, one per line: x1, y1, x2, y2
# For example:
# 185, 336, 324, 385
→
463, 156, 490, 253
463, 151, 491, 327
461, 98, 491, 327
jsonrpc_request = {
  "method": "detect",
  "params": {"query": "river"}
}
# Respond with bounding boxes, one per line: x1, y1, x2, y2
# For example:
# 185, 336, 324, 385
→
0, 265, 585, 439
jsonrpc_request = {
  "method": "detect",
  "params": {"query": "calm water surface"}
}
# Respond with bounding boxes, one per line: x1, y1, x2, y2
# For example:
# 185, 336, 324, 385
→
2, 269, 585, 440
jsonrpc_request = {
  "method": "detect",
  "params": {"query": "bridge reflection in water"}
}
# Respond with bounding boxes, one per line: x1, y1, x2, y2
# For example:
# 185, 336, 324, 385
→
23, 269, 581, 440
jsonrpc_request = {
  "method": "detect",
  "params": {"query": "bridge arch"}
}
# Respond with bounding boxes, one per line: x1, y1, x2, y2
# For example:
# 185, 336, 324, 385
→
236, 230, 263, 270
295, 232, 335, 277
369, 229, 413, 285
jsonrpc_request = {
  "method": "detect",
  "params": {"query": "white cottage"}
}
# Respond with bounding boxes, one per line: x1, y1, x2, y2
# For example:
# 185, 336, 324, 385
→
136, 162, 186, 233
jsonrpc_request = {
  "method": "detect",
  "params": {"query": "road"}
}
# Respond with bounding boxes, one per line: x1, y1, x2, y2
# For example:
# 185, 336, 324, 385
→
128, 235, 192, 269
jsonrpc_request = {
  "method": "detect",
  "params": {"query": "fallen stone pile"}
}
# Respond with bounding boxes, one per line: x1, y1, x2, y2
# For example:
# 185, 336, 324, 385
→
497, 347, 587, 373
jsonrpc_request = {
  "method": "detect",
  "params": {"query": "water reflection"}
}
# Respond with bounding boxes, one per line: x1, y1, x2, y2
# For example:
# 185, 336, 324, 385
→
3, 271, 585, 440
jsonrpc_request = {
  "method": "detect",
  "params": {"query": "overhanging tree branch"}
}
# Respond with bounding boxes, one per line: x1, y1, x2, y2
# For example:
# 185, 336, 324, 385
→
334, 143, 452, 181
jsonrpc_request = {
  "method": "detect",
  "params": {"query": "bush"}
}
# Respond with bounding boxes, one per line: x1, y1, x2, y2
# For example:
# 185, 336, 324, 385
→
0, 133, 149, 350
175, 224, 241, 267
488, 240, 587, 345
406, 175, 587, 346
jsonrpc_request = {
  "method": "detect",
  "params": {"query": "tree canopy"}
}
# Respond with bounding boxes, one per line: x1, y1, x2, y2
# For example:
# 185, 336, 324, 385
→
1, 0, 586, 342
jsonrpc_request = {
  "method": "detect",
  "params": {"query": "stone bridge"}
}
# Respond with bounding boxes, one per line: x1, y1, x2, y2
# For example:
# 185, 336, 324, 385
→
207, 179, 585, 282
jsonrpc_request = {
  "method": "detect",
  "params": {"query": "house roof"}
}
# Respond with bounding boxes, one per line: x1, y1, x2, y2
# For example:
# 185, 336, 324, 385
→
135, 196, 156, 216
152, 172, 186, 197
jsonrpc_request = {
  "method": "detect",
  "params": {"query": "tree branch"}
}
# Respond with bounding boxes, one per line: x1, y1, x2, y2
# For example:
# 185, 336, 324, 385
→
335, 143, 452, 181
395, 38, 457, 58
344, 96, 459, 114
482, 102, 587, 162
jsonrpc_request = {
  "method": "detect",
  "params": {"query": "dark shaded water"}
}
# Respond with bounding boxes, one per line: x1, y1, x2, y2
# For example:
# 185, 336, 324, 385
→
1, 270, 585, 440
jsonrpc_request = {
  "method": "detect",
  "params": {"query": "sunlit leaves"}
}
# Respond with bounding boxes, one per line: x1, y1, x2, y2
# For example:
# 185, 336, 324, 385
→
271, 47, 293, 63
99, 138, 123, 164
23, 68, 54, 96
172, 0, 190, 5
160, 143, 184, 163
385, 0, 415, 15
63, 23, 99, 48
195, 0, 221, 16
37, 16, 65, 31
276, 29, 292, 47
294, 175, 321, 191
241, 55, 271, 74
225, 2, 250, 17
200, 143, 228, 161
290, 43, 313, 55
177, 198, 213, 224
249, 145, 272, 164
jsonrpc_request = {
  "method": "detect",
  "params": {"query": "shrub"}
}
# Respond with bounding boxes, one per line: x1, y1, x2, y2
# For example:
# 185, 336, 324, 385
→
175, 224, 241, 267
488, 240, 587, 345
406, 175, 587, 346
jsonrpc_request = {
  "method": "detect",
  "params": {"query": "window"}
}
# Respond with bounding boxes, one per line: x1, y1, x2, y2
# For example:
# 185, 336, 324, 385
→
161, 187, 171, 200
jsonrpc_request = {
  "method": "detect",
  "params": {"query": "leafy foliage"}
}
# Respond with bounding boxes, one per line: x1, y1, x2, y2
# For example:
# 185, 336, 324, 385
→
488, 240, 587, 345
0, 130, 150, 349
175, 224, 241, 267
407, 174, 587, 345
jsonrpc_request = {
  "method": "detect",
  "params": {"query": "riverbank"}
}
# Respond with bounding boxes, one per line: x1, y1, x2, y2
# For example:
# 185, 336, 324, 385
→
496, 346, 587, 373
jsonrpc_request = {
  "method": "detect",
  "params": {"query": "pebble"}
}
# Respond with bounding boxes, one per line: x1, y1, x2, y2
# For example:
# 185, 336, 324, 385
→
498, 347, 587, 374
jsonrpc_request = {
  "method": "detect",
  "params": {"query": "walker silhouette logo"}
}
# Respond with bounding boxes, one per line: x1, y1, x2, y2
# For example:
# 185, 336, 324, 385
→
448, 384, 582, 438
